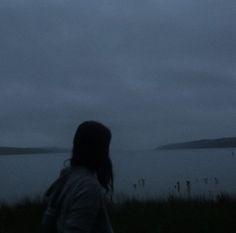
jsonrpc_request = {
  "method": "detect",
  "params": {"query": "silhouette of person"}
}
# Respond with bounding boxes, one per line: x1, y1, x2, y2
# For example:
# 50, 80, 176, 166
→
42, 121, 114, 233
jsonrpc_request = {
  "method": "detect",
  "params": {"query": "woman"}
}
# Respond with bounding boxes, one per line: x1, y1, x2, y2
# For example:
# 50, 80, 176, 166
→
42, 121, 114, 233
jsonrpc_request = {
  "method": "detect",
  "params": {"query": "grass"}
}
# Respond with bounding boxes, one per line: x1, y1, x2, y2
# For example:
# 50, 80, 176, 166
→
0, 195, 236, 233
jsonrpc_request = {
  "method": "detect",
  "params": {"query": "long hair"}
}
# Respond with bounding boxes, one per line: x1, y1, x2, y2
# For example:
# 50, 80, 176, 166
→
70, 121, 113, 193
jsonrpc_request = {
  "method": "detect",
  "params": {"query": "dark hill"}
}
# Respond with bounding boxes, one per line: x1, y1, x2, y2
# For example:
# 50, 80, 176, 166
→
158, 137, 236, 150
0, 147, 68, 155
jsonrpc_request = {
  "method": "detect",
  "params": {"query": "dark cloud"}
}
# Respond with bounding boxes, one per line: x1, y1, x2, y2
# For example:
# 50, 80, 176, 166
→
0, 0, 235, 149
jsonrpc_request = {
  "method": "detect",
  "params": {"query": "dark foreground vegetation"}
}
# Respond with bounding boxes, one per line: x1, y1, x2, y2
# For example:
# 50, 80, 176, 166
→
0, 195, 235, 233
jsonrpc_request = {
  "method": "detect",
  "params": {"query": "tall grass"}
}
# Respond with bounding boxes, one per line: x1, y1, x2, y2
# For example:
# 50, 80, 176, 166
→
0, 195, 235, 233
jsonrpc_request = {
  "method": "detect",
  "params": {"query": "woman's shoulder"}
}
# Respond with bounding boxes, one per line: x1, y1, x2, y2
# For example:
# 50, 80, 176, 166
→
63, 167, 103, 209
68, 166, 103, 196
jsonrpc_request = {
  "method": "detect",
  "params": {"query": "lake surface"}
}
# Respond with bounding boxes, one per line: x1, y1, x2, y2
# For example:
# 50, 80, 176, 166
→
0, 148, 235, 203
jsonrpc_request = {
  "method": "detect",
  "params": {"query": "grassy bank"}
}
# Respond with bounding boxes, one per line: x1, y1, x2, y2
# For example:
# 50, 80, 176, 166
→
0, 195, 235, 233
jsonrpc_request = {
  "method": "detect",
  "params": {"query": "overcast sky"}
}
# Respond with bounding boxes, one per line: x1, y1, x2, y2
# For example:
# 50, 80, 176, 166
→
0, 0, 235, 150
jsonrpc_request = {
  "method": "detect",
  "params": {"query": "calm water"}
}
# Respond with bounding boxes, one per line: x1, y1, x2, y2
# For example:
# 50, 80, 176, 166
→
0, 148, 235, 203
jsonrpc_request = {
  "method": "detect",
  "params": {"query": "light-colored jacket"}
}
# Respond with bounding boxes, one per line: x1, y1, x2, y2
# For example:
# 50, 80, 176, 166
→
43, 166, 114, 233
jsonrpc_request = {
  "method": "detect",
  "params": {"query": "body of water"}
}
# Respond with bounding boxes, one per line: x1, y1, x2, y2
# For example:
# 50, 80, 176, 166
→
0, 148, 235, 203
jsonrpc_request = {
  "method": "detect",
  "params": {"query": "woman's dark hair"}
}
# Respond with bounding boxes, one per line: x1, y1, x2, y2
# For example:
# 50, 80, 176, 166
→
70, 121, 113, 193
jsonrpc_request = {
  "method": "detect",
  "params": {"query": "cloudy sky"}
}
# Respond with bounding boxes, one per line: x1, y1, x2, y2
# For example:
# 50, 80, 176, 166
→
0, 0, 235, 150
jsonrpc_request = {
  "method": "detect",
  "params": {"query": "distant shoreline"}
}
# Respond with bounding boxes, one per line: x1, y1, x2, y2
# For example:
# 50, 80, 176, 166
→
157, 137, 236, 150
0, 147, 69, 155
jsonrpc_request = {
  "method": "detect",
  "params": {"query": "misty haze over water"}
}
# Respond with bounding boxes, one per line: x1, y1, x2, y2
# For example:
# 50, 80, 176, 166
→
0, 148, 235, 203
